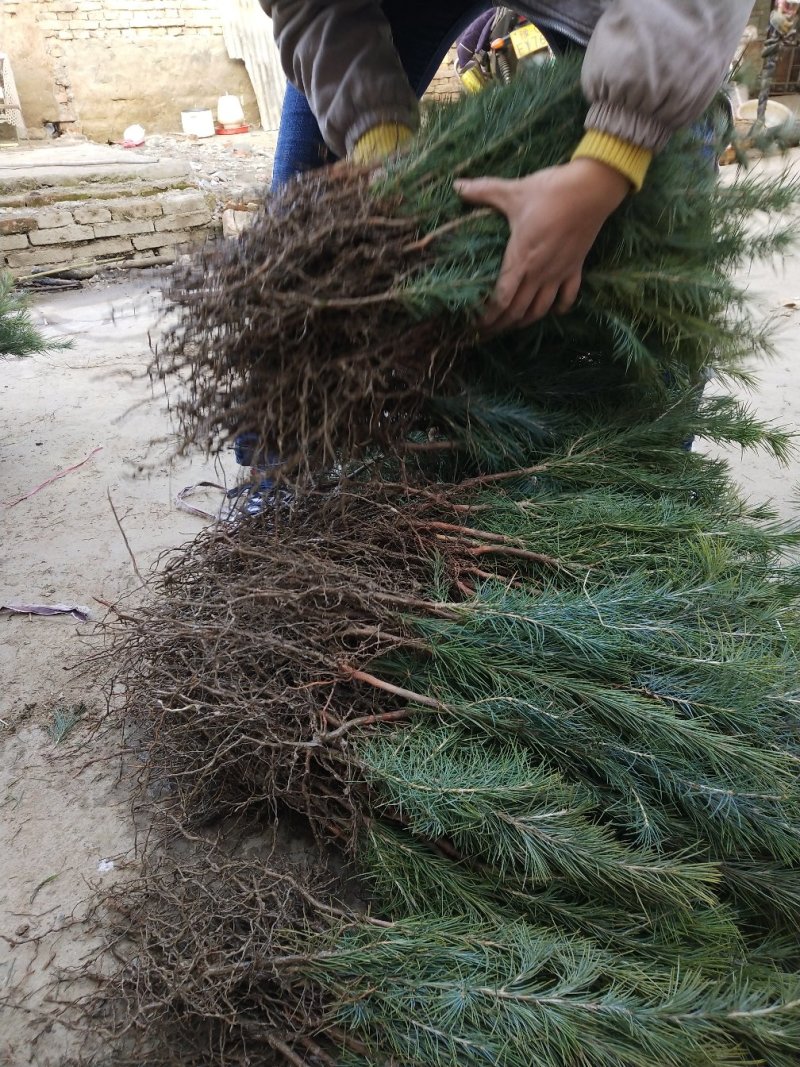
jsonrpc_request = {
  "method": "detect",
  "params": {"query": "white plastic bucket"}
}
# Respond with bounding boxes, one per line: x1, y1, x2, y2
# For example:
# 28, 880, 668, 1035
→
181, 109, 215, 138
736, 98, 794, 129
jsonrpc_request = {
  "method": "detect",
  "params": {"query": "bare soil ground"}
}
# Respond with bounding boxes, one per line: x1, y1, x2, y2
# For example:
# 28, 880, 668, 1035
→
1, 151, 799, 1064
0, 274, 237, 1065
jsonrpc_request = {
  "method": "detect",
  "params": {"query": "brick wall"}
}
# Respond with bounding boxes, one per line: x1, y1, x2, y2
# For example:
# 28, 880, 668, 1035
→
425, 45, 462, 103
1, 0, 258, 139
0, 188, 214, 276
752, 0, 773, 32
30, 0, 227, 39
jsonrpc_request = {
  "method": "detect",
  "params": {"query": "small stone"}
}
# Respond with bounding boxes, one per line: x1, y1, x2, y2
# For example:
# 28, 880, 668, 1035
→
35, 208, 74, 230
160, 190, 209, 216
29, 224, 95, 245
15, 922, 29, 936
89, 237, 135, 258
154, 210, 211, 233
109, 198, 163, 221
0, 216, 38, 235
5, 244, 74, 270
132, 232, 171, 251
0, 233, 30, 251
222, 207, 255, 239
92, 220, 155, 239
72, 203, 112, 225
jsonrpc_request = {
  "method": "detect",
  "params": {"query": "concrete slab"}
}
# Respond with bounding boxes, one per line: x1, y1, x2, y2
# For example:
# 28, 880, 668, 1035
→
0, 140, 192, 189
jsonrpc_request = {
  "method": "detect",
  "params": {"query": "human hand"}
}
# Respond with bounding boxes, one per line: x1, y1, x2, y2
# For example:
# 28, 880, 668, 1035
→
454, 158, 630, 332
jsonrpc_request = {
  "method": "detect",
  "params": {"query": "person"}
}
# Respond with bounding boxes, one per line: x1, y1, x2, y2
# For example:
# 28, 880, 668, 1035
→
258, 0, 753, 331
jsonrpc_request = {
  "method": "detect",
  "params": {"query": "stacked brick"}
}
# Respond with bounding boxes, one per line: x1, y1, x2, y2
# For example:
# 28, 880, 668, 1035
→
424, 46, 463, 103
30, 0, 227, 40
0, 190, 214, 277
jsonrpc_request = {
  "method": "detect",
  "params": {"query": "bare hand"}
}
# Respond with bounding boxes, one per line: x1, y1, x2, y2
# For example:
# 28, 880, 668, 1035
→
455, 158, 630, 331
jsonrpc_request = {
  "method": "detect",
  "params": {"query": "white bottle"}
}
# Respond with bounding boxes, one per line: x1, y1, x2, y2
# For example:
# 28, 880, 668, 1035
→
217, 94, 245, 129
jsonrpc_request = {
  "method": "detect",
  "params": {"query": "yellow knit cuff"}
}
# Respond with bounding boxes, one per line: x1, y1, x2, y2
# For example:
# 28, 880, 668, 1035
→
351, 123, 413, 165
572, 130, 653, 192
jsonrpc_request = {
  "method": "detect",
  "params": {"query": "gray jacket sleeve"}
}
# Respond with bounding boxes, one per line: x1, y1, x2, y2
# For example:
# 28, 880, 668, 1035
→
261, 0, 755, 159
581, 0, 755, 150
259, 0, 419, 159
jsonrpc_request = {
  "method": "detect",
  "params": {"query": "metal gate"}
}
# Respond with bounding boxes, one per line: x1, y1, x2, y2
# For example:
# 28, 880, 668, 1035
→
772, 40, 800, 92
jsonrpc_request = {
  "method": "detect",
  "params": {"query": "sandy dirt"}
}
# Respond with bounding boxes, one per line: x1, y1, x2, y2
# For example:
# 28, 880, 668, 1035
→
0, 274, 237, 1065
1, 153, 799, 1064
709, 150, 800, 518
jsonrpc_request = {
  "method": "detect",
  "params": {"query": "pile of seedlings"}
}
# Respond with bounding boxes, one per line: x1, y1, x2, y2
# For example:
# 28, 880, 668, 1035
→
75, 57, 800, 1066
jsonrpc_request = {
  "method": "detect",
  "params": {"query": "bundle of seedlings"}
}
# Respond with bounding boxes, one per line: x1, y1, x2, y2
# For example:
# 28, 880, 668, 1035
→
78, 59, 800, 1067
90, 434, 800, 1066
155, 56, 794, 477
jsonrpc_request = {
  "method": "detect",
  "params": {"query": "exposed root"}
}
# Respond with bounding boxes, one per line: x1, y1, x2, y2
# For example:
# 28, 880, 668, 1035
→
153, 170, 471, 477
97, 483, 556, 838
63, 836, 355, 1067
